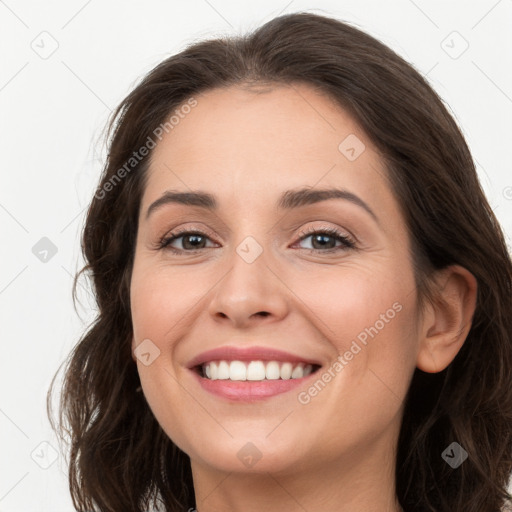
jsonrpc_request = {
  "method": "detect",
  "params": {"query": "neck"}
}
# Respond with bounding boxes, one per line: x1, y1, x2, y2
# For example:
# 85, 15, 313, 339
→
190, 433, 403, 512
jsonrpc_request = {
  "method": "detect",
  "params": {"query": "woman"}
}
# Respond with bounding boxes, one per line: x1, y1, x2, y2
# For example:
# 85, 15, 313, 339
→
48, 11, 512, 512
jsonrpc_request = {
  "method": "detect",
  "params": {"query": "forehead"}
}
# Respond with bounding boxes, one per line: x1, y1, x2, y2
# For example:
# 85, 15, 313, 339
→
142, 83, 398, 223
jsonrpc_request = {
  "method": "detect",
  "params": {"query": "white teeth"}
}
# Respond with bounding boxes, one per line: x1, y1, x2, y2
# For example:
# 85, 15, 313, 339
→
280, 362, 292, 380
202, 360, 315, 381
247, 361, 266, 380
217, 361, 230, 380
265, 361, 280, 380
291, 364, 304, 379
229, 361, 246, 381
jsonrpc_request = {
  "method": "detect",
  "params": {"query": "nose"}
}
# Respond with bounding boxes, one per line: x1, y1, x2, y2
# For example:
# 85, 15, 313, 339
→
207, 242, 290, 329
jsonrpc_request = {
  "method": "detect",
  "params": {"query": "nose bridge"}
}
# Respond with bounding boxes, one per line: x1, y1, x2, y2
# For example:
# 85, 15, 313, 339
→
207, 232, 289, 326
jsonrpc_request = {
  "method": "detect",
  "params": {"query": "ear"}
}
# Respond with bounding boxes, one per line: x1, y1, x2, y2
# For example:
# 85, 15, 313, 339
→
416, 265, 477, 373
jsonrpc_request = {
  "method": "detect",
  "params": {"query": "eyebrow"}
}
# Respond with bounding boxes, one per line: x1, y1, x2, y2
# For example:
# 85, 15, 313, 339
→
145, 187, 379, 223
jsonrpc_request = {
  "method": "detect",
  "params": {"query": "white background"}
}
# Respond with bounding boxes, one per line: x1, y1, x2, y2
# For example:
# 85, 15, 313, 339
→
1, 0, 511, 510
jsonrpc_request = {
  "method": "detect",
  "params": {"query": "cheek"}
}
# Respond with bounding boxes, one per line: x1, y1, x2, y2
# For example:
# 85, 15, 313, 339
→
288, 262, 417, 352
129, 250, 421, 464
287, 279, 418, 458
130, 265, 204, 343
289, 264, 419, 412
130, 265, 202, 453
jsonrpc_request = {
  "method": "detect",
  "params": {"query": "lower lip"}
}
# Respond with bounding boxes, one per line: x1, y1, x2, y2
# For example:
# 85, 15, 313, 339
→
190, 369, 317, 401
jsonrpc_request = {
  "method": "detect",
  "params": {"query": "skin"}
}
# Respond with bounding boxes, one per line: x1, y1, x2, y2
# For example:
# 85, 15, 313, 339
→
130, 83, 477, 512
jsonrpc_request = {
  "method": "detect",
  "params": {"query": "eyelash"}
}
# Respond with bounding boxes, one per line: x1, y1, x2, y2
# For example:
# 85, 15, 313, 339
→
157, 226, 356, 255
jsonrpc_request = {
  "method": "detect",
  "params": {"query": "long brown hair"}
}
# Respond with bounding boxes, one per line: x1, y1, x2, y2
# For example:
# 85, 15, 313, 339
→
48, 11, 512, 511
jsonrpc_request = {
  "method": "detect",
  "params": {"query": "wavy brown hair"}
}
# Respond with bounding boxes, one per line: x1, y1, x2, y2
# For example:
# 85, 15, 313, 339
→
48, 11, 512, 512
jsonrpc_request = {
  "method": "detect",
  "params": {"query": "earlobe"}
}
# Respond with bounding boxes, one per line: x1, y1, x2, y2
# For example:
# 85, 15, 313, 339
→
416, 265, 478, 373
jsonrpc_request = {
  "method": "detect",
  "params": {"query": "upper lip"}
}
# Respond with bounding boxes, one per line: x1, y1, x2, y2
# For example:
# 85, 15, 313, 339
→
186, 346, 322, 369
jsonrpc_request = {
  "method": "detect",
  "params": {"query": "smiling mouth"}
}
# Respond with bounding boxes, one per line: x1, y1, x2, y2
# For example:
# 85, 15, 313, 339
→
195, 360, 322, 381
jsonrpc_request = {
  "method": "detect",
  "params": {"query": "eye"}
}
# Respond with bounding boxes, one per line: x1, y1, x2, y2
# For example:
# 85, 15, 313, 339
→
293, 226, 356, 253
157, 226, 356, 255
158, 230, 217, 254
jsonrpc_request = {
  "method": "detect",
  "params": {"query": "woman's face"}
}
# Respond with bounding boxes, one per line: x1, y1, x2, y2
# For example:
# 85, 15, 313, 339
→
130, 83, 422, 476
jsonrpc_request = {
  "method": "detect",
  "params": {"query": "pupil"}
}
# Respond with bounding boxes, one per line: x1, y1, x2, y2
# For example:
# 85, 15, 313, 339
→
181, 234, 337, 250
313, 234, 334, 249
184, 235, 204, 249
